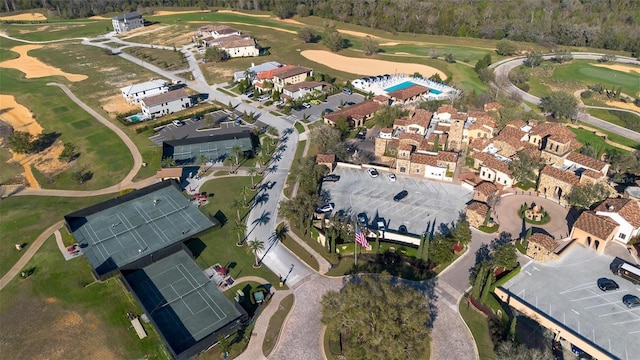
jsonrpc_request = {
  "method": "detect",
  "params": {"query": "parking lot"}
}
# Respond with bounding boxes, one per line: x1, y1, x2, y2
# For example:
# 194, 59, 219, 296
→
320, 165, 472, 236
148, 110, 247, 145
501, 245, 640, 359
287, 92, 365, 123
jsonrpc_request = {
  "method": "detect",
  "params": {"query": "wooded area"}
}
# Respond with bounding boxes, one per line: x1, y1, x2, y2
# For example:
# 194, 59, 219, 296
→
3, 0, 639, 54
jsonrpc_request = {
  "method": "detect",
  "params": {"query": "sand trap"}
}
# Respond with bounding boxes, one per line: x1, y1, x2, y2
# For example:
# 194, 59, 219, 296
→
604, 101, 639, 111
381, 42, 400, 46
301, 50, 447, 78
278, 18, 304, 25
217, 10, 270, 17
0, 13, 46, 21
0, 95, 42, 135
154, 10, 211, 16
88, 15, 110, 20
592, 63, 640, 75
0, 45, 88, 82
337, 30, 381, 39
189, 21, 296, 34
394, 52, 411, 55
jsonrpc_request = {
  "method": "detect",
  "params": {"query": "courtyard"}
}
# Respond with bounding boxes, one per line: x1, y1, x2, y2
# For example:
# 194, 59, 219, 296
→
493, 193, 574, 239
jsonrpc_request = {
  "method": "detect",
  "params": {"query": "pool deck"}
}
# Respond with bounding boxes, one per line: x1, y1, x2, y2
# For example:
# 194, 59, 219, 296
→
351, 74, 454, 97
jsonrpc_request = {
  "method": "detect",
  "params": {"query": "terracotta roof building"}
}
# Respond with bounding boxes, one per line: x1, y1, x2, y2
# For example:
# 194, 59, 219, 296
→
316, 153, 336, 172
473, 181, 498, 203
526, 233, 560, 262
324, 101, 381, 128
538, 165, 580, 204
388, 84, 430, 104
593, 198, 640, 244
570, 211, 619, 253
466, 201, 490, 228
566, 152, 609, 174
471, 152, 513, 186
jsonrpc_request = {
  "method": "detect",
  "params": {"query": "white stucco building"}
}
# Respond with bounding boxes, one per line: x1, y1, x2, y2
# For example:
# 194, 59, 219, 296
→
140, 89, 191, 120
594, 198, 640, 244
282, 81, 325, 100
120, 79, 169, 104
112, 12, 144, 33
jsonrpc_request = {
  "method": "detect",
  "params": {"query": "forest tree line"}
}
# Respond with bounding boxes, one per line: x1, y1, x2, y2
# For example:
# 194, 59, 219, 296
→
3, 0, 639, 54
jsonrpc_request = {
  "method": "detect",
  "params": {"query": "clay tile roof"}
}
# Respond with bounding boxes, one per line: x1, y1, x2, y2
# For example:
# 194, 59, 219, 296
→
475, 181, 498, 196
380, 127, 393, 134
284, 81, 326, 93
467, 110, 486, 118
437, 151, 458, 163
528, 233, 559, 252
393, 117, 409, 127
418, 139, 431, 151
374, 95, 389, 103
272, 65, 312, 79
540, 165, 580, 185
408, 109, 433, 128
398, 143, 414, 152
470, 138, 490, 151
505, 119, 527, 129
410, 153, 438, 166
472, 152, 512, 174
467, 201, 489, 217
437, 105, 458, 114
257, 64, 294, 80
567, 152, 608, 172
436, 124, 449, 132
325, 101, 381, 123
451, 112, 467, 121
484, 102, 503, 112
530, 123, 575, 144
316, 154, 336, 164
468, 114, 496, 131
493, 126, 526, 150
573, 211, 619, 240
388, 84, 430, 100
581, 169, 603, 180
519, 145, 542, 159
399, 132, 425, 143
595, 198, 640, 228
427, 132, 448, 144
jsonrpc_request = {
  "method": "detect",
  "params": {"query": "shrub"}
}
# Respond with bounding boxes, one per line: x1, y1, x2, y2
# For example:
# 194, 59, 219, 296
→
516, 83, 530, 92
580, 90, 593, 99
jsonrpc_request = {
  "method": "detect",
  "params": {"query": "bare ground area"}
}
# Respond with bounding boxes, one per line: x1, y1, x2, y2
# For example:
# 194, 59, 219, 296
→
0, 12, 46, 21
216, 10, 270, 17
0, 45, 88, 82
592, 63, 640, 75
154, 10, 211, 16
300, 49, 447, 78
101, 94, 139, 118
337, 29, 382, 39
188, 20, 297, 34
0, 283, 120, 360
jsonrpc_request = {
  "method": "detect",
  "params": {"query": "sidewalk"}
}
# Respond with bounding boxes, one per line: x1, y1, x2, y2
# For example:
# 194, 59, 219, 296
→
285, 224, 332, 275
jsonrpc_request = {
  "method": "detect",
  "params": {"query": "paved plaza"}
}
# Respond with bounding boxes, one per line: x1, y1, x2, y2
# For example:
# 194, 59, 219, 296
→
321, 166, 472, 235
501, 245, 640, 360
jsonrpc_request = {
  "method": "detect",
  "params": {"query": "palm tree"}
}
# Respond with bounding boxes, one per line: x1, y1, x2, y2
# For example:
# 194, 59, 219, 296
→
231, 144, 243, 165
273, 222, 289, 243
197, 154, 208, 172
246, 238, 265, 267
234, 220, 247, 246
247, 168, 258, 189
241, 186, 251, 206
232, 198, 244, 221
161, 156, 176, 168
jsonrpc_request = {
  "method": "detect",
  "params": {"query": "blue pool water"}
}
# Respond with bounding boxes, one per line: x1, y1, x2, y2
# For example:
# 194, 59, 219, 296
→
384, 81, 416, 93
130, 115, 141, 121
430, 88, 442, 95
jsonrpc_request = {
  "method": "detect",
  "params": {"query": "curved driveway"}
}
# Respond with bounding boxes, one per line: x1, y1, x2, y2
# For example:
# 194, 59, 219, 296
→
491, 53, 640, 143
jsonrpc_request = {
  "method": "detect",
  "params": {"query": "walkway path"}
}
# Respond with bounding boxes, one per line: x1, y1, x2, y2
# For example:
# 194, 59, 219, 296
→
285, 223, 332, 275
0, 220, 63, 291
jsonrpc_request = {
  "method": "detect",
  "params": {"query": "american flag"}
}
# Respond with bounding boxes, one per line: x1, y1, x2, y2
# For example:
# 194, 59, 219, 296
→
355, 225, 371, 250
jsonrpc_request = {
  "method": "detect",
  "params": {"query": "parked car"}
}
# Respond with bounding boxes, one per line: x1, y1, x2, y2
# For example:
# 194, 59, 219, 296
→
357, 212, 367, 224
258, 94, 271, 102
597, 278, 619, 291
310, 99, 321, 105
387, 173, 396, 182
244, 92, 254, 98
367, 168, 379, 178
324, 108, 334, 114
398, 225, 408, 234
323, 174, 341, 182
393, 190, 409, 202
302, 102, 311, 109
343, 87, 353, 95
172, 120, 184, 127
266, 181, 275, 189
376, 219, 386, 231
623, 294, 640, 308
317, 203, 335, 213
273, 100, 284, 107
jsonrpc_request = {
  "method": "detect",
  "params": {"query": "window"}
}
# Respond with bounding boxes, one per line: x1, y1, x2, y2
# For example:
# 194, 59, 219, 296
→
619, 233, 627, 239
482, 171, 486, 176
416, 168, 420, 173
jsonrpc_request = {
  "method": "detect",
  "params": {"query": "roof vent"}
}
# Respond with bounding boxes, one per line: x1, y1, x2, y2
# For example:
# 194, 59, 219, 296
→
608, 205, 614, 211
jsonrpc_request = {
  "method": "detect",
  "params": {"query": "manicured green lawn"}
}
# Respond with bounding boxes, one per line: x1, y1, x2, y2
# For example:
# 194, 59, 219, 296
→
282, 234, 320, 271
122, 46, 189, 71
551, 61, 640, 98
0, 237, 166, 359
262, 293, 294, 356
0, 19, 111, 41
0, 194, 113, 278
381, 43, 493, 63
459, 296, 496, 360
569, 127, 631, 155
0, 147, 23, 184
294, 122, 305, 134
195, 176, 282, 287
575, 122, 640, 150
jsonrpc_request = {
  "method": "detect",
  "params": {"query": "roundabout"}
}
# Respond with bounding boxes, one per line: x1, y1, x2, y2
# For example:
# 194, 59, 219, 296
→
494, 194, 572, 240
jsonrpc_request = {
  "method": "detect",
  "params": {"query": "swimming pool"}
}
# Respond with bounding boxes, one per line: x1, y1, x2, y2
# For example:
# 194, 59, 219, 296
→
384, 81, 416, 93
430, 89, 442, 95
130, 115, 142, 121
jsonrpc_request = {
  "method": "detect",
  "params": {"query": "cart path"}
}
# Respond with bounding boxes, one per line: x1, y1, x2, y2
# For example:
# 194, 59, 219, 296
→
0, 220, 64, 291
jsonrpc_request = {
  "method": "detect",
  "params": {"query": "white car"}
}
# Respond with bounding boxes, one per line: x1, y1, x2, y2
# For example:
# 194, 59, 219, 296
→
302, 102, 311, 109
367, 168, 379, 178
387, 173, 396, 182
317, 203, 335, 213
273, 100, 284, 107
172, 120, 184, 127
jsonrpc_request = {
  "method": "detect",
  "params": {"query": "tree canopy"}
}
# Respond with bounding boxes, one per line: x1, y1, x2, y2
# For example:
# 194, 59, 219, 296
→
565, 182, 610, 210
297, 27, 317, 43
509, 150, 545, 185
321, 272, 430, 360
539, 91, 578, 121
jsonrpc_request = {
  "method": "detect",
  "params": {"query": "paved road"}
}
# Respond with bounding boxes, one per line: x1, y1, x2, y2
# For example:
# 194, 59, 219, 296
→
491, 53, 640, 143
584, 105, 640, 117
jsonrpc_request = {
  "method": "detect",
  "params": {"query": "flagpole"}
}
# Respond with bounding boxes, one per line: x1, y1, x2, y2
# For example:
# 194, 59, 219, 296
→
354, 221, 358, 266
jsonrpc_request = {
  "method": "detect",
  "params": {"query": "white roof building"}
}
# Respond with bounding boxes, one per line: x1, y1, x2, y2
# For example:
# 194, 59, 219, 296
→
121, 79, 169, 104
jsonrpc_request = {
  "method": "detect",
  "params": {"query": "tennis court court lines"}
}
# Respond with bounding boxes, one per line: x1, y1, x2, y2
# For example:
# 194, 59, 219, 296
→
85, 212, 146, 262
132, 195, 202, 240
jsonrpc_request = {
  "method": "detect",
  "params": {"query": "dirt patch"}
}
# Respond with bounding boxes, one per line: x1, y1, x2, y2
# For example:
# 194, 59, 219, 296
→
0, 12, 46, 21
119, 24, 168, 39
0, 45, 88, 82
337, 29, 381, 39
154, 10, 211, 16
604, 100, 640, 111
0, 94, 42, 135
278, 18, 304, 25
217, 10, 270, 17
300, 50, 447, 78
101, 93, 139, 117
188, 21, 297, 34
394, 52, 411, 55
88, 15, 110, 20
592, 63, 640, 75
46, 297, 57, 303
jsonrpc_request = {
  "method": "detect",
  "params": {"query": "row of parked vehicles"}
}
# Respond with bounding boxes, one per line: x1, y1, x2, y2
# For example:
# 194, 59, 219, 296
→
597, 258, 640, 308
